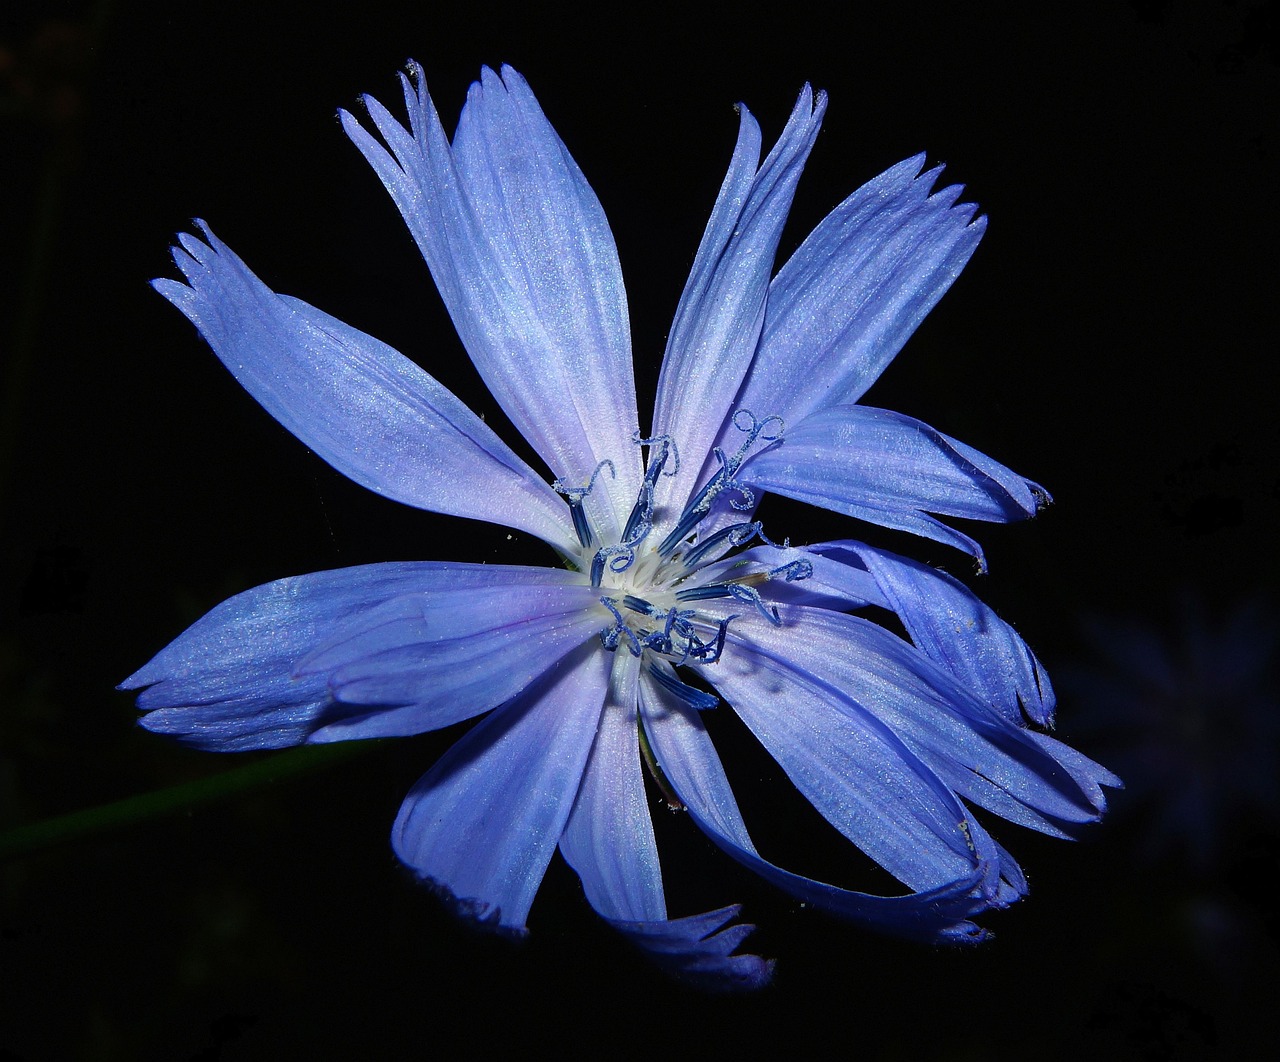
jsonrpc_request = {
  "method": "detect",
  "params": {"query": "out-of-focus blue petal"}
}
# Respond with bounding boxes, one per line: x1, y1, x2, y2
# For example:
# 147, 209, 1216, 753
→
650, 87, 827, 523
700, 619, 994, 892
607, 907, 774, 992
342, 64, 641, 538
559, 652, 665, 923
153, 224, 576, 553
740, 405, 1047, 568
300, 581, 604, 742
810, 540, 1055, 727
732, 606, 1114, 838
120, 563, 583, 750
736, 155, 986, 421
392, 644, 609, 932
638, 674, 994, 943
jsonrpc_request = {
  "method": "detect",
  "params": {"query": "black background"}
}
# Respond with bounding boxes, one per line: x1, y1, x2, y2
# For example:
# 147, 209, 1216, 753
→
2, 1, 1277, 1058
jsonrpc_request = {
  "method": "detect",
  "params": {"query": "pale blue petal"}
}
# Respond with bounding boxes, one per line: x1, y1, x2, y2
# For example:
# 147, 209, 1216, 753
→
559, 656, 772, 989
392, 643, 609, 932
120, 563, 577, 750
811, 540, 1056, 726
734, 606, 1113, 837
638, 676, 995, 943
736, 155, 986, 422
559, 652, 666, 923
154, 223, 575, 552
703, 620, 994, 892
651, 87, 827, 524
343, 64, 641, 536
740, 405, 1047, 568
301, 581, 604, 742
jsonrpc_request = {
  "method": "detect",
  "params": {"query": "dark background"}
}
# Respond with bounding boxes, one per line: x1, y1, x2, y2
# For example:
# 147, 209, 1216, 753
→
2, 1, 1277, 1058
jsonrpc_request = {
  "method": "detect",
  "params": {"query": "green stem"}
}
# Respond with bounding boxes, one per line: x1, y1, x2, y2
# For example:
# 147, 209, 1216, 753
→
0, 740, 377, 860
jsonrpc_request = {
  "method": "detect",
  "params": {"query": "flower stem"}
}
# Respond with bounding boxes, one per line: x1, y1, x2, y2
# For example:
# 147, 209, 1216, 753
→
0, 740, 376, 861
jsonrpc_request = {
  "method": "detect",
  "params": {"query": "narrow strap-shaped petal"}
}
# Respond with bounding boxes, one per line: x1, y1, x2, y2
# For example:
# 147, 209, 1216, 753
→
740, 405, 1047, 569
702, 620, 995, 893
734, 155, 987, 424
810, 540, 1055, 726
638, 674, 995, 943
558, 651, 666, 923
120, 562, 580, 750
559, 653, 772, 990
731, 606, 1114, 837
650, 87, 827, 524
392, 642, 609, 933
342, 64, 641, 537
300, 581, 605, 742
154, 223, 575, 553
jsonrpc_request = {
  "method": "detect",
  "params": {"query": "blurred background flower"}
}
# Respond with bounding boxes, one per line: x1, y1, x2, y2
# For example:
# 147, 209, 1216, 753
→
1066, 594, 1280, 873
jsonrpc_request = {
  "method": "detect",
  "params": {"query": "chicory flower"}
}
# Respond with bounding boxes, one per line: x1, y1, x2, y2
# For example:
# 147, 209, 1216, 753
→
122, 63, 1118, 989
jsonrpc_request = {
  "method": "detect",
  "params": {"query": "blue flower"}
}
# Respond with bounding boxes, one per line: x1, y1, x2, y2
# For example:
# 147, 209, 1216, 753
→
121, 63, 1118, 989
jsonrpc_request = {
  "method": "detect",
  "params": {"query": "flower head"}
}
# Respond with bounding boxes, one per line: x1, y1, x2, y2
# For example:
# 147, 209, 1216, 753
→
122, 63, 1118, 989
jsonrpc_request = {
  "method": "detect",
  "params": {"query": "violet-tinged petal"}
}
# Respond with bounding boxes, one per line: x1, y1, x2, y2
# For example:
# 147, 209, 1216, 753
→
392, 643, 609, 932
702, 621, 994, 892
736, 154, 986, 421
154, 224, 575, 553
343, 64, 641, 537
740, 405, 1046, 568
560, 656, 772, 990
120, 562, 577, 751
736, 606, 1114, 836
559, 652, 666, 923
638, 674, 994, 943
650, 87, 827, 523
812, 540, 1056, 726
607, 907, 774, 992
302, 582, 605, 742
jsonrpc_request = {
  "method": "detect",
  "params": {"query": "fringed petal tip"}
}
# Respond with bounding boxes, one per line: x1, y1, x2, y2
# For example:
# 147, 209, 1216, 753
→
609, 905, 774, 992
419, 876, 529, 941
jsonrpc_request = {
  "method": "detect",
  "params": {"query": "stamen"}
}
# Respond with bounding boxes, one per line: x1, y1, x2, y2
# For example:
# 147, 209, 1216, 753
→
656, 409, 785, 557
622, 595, 655, 616
770, 558, 813, 582
553, 459, 616, 549
599, 597, 643, 656
676, 582, 780, 626
647, 660, 719, 711
681, 520, 762, 570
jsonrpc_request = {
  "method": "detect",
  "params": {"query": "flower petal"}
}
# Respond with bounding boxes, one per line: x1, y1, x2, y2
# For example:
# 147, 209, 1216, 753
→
732, 606, 1114, 837
638, 675, 995, 943
559, 652, 665, 922
555, 654, 773, 989
302, 581, 605, 742
342, 64, 641, 536
392, 643, 609, 932
704, 619, 995, 892
650, 86, 827, 523
154, 223, 575, 552
810, 540, 1056, 726
119, 563, 583, 751
740, 405, 1047, 568
606, 907, 774, 992
736, 155, 987, 422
